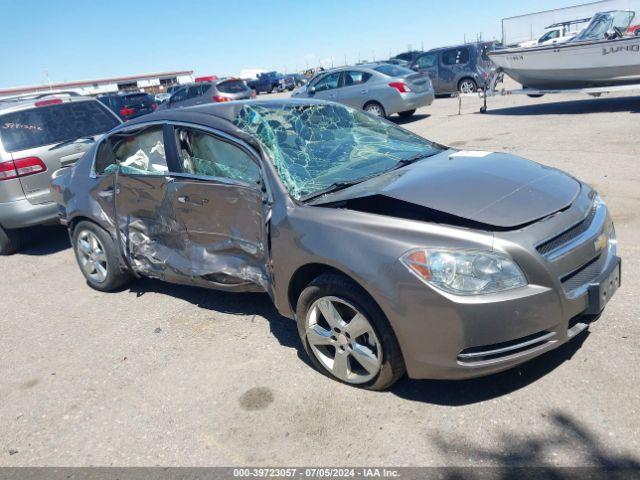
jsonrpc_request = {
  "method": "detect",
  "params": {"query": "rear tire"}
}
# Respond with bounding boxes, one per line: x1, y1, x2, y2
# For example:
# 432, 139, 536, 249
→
296, 273, 406, 390
363, 101, 386, 118
398, 109, 416, 118
0, 225, 20, 255
72, 221, 132, 292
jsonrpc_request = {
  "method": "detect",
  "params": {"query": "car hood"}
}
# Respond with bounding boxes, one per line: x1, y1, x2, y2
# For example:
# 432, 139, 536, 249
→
311, 150, 581, 228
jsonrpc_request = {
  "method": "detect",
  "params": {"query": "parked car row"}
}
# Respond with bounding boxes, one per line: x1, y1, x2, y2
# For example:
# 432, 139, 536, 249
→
159, 78, 254, 109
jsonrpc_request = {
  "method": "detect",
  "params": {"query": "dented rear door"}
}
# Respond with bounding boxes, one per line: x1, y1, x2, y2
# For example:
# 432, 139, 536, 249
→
115, 174, 192, 284
112, 124, 192, 284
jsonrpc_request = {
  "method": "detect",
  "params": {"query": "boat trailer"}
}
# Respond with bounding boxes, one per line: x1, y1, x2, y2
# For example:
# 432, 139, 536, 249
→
458, 68, 640, 114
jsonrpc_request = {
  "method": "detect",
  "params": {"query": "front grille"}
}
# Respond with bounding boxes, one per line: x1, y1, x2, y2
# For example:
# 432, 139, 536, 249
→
458, 330, 555, 364
561, 254, 606, 293
537, 204, 597, 256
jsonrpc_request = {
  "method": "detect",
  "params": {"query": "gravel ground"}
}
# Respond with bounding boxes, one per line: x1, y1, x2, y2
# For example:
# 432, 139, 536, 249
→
1, 85, 639, 467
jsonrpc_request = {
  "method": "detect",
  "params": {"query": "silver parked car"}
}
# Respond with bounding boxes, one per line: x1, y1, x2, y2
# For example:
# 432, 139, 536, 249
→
292, 64, 434, 118
0, 93, 120, 254
163, 78, 253, 109
51, 100, 620, 390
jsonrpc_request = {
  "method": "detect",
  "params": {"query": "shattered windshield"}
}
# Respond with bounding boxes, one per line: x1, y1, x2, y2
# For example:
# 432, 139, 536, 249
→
233, 103, 441, 200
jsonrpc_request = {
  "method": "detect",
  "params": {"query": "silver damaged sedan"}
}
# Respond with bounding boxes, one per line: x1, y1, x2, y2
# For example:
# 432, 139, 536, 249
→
51, 100, 621, 390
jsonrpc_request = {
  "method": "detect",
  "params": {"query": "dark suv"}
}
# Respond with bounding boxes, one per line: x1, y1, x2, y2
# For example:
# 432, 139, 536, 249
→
410, 42, 493, 95
97, 92, 157, 121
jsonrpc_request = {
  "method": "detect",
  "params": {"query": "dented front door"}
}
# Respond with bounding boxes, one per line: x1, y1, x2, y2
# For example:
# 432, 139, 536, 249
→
169, 177, 270, 292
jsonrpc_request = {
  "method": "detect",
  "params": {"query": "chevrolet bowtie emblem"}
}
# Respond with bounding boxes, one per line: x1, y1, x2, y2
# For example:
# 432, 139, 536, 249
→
594, 233, 608, 253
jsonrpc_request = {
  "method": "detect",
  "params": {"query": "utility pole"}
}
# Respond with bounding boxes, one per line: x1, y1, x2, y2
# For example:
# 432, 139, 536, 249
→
44, 70, 52, 90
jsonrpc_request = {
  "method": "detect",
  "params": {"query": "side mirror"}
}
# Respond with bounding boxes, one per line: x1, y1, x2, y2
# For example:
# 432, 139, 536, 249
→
307, 86, 316, 95
411, 65, 419, 72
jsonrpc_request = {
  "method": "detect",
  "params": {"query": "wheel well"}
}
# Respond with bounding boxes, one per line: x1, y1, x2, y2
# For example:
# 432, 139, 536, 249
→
288, 263, 356, 313
68, 216, 107, 237
364, 100, 383, 109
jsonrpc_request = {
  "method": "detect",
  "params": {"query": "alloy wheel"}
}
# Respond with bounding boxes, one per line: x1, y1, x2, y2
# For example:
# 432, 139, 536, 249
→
76, 230, 108, 283
305, 296, 382, 384
459, 80, 476, 94
365, 104, 384, 117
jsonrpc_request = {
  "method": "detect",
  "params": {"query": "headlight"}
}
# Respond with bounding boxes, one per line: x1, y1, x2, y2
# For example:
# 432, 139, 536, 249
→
400, 249, 527, 295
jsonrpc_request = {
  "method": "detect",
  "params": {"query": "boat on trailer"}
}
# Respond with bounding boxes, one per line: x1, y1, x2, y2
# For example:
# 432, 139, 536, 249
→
489, 11, 640, 90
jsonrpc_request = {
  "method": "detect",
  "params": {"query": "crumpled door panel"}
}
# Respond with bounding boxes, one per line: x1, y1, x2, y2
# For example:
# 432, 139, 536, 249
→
169, 179, 270, 292
115, 174, 191, 284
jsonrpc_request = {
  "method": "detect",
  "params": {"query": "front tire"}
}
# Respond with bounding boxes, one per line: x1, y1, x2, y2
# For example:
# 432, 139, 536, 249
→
458, 78, 477, 94
0, 225, 20, 255
398, 109, 416, 118
72, 221, 132, 292
296, 273, 405, 390
363, 101, 386, 118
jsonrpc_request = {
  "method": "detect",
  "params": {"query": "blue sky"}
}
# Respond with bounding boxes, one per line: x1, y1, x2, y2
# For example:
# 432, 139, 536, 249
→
0, 0, 579, 88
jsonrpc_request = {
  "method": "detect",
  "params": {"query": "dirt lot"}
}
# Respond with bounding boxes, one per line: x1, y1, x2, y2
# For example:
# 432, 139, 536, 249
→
1, 87, 639, 467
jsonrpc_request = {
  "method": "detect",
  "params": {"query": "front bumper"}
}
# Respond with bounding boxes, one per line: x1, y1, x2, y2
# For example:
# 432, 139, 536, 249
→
378, 200, 620, 380
0, 198, 59, 229
387, 255, 620, 380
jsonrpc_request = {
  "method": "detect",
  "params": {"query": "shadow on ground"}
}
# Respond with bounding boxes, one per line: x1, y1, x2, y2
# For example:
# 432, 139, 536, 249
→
131, 278, 593, 403
430, 412, 640, 477
15, 224, 70, 256
390, 113, 430, 125
484, 95, 640, 116
129, 278, 308, 364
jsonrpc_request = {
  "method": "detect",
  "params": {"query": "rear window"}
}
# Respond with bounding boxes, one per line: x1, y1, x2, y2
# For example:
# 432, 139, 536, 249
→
217, 80, 248, 94
0, 100, 119, 152
480, 44, 490, 61
442, 48, 470, 65
122, 93, 153, 107
373, 64, 415, 77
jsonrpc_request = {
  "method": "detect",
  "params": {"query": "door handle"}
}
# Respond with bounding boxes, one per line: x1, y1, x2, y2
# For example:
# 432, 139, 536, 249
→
178, 195, 209, 206
360, 89, 368, 94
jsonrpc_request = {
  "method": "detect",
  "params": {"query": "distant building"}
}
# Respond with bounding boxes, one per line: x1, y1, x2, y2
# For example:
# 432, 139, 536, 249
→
0, 70, 194, 99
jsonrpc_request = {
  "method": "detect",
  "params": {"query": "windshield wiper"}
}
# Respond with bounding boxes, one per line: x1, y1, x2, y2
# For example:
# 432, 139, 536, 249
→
48, 135, 96, 151
300, 179, 367, 202
389, 152, 433, 171
301, 152, 436, 203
